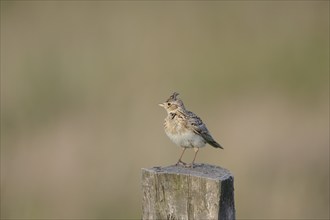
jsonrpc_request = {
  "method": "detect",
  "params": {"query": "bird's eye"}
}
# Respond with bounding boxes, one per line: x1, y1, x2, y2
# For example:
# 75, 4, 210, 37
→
167, 103, 171, 106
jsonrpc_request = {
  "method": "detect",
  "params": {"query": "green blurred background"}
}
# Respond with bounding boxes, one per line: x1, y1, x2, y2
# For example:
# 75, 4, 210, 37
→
1, 1, 329, 219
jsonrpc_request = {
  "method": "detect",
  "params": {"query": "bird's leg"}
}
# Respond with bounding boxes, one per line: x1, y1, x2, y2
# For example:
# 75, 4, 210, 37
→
176, 148, 187, 166
186, 147, 199, 168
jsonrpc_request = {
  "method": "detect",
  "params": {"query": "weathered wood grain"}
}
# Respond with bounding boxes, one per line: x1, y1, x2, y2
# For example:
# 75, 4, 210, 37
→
142, 163, 235, 220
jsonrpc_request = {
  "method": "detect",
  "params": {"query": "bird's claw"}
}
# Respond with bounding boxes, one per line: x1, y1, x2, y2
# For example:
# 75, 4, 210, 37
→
184, 163, 195, 168
176, 160, 195, 168
175, 160, 186, 166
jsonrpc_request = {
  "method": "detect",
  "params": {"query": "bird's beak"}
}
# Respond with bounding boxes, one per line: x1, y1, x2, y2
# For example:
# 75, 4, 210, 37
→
158, 103, 165, 107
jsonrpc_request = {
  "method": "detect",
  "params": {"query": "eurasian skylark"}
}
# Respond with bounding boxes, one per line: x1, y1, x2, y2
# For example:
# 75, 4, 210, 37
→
159, 92, 223, 167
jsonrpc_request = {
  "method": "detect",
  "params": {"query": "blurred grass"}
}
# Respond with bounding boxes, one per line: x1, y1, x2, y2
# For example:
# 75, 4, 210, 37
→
1, 1, 329, 219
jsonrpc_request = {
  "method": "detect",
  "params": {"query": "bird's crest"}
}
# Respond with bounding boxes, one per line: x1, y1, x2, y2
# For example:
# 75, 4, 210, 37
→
166, 92, 180, 102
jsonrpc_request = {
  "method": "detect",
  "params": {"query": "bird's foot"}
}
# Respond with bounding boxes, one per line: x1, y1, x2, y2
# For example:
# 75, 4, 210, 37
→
175, 160, 186, 166
184, 163, 195, 168
176, 161, 195, 168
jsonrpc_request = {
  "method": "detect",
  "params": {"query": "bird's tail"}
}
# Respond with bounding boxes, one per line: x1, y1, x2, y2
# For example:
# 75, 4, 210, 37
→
208, 140, 224, 149
201, 132, 224, 149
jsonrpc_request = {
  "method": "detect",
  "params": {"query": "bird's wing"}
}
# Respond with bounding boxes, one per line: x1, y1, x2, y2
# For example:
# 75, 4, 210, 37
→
186, 111, 223, 149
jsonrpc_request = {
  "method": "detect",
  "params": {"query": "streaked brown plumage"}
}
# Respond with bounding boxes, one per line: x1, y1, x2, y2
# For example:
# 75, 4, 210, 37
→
159, 92, 223, 167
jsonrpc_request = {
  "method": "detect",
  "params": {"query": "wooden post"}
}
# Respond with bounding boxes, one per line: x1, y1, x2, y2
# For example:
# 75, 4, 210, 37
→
142, 163, 235, 220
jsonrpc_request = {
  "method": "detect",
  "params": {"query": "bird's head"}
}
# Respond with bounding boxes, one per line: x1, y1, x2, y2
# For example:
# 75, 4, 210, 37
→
159, 92, 185, 114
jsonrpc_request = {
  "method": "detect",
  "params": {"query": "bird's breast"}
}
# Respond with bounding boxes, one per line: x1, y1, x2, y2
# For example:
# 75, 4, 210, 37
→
163, 117, 206, 148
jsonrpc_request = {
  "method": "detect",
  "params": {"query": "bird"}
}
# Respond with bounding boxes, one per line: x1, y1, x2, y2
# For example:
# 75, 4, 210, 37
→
159, 92, 223, 168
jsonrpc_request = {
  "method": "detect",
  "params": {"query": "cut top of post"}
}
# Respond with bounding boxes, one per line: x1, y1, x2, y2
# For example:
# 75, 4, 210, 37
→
142, 163, 233, 181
